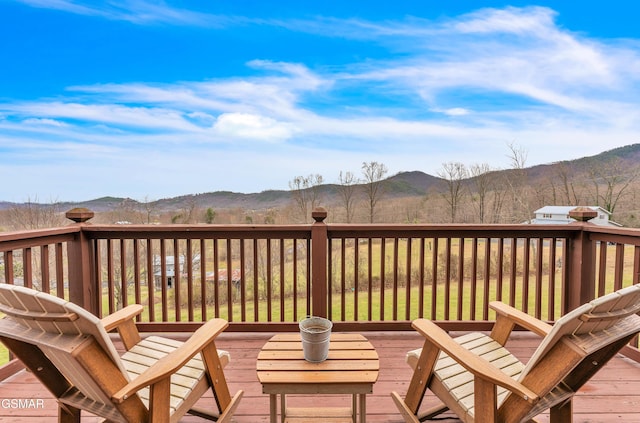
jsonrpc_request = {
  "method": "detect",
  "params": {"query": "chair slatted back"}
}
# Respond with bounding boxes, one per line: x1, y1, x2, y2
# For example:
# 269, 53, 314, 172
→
521, 284, 640, 380
0, 285, 129, 406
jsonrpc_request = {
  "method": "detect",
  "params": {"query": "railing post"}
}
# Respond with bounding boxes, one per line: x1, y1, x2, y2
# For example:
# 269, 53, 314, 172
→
65, 208, 98, 315
311, 208, 328, 318
565, 207, 598, 313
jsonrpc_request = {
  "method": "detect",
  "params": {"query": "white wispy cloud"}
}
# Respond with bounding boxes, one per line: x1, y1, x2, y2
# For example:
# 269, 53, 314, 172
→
13, 0, 235, 26
213, 113, 296, 142
4, 102, 203, 132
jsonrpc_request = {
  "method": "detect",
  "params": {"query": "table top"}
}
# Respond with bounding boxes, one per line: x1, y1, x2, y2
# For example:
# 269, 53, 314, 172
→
256, 333, 379, 394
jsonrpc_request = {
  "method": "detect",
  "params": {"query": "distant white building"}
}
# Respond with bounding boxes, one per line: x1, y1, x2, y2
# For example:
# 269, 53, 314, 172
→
153, 254, 200, 288
529, 206, 621, 226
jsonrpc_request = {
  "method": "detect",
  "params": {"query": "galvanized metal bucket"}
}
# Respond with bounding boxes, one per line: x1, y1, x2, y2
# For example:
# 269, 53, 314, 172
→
299, 316, 332, 362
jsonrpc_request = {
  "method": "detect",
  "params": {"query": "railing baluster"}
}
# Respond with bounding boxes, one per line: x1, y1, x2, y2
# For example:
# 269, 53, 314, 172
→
200, 239, 207, 322
41, 245, 50, 293
341, 238, 346, 321
597, 241, 607, 297
160, 239, 168, 321
405, 238, 412, 321
353, 238, 359, 321
213, 238, 220, 319
306, 237, 311, 317
23, 248, 32, 288
327, 239, 336, 320
392, 237, 399, 321
4, 251, 13, 285
93, 240, 102, 315
120, 239, 127, 309
418, 238, 425, 319
535, 238, 544, 319
133, 240, 141, 317
174, 239, 181, 322
279, 239, 285, 322
107, 239, 114, 313
253, 239, 259, 322
240, 238, 246, 323
56, 243, 64, 299
470, 238, 478, 321
227, 238, 233, 322
186, 238, 194, 322
522, 238, 530, 313
483, 238, 491, 321
431, 238, 438, 321
367, 239, 373, 321
615, 243, 625, 291
548, 238, 557, 320
509, 238, 517, 307
496, 238, 504, 303
444, 238, 451, 320
380, 238, 385, 321
146, 239, 154, 322
266, 239, 272, 322
457, 239, 464, 321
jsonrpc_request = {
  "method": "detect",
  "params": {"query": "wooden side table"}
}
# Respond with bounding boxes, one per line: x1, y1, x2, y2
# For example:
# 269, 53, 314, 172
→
256, 333, 379, 423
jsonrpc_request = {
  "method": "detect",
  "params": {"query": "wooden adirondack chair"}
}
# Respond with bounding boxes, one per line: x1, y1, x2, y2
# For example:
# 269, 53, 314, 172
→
0, 284, 243, 423
392, 284, 640, 423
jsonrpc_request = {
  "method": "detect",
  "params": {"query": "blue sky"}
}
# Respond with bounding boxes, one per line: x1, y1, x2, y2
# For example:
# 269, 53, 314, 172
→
1, 1, 640, 202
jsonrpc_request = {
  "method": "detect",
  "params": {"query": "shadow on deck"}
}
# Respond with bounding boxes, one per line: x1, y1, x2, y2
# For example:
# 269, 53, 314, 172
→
0, 331, 639, 422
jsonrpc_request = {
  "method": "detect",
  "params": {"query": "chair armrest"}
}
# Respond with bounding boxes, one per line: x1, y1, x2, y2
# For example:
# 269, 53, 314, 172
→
412, 319, 539, 404
111, 318, 229, 403
101, 304, 144, 332
490, 302, 552, 337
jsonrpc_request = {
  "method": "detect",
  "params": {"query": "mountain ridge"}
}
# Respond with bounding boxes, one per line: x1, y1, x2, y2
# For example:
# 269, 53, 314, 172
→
2, 143, 639, 213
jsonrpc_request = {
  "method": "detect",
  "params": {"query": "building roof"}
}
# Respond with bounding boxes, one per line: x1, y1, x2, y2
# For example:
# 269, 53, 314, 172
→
530, 205, 621, 227
534, 205, 611, 216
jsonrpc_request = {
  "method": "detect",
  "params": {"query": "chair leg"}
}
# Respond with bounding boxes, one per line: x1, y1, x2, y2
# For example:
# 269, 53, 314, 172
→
550, 399, 572, 423
391, 392, 421, 423
215, 391, 244, 423
58, 404, 80, 423
474, 378, 497, 422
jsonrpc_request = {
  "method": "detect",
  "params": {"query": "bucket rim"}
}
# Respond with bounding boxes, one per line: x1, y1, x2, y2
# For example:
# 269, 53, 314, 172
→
299, 315, 333, 333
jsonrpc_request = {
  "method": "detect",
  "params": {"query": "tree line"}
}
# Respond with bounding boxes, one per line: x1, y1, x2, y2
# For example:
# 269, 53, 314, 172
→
289, 144, 640, 226
2, 144, 640, 230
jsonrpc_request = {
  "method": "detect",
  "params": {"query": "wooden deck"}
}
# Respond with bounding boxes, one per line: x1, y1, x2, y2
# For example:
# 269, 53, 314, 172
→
0, 331, 639, 422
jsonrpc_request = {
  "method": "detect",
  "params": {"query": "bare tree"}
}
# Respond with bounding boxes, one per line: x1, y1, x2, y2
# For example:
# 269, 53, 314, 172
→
553, 163, 584, 205
438, 162, 468, 223
506, 142, 531, 223
289, 174, 324, 222
139, 196, 159, 224
5, 197, 65, 230
588, 158, 638, 216
3, 197, 65, 290
337, 171, 359, 223
468, 163, 496, 223
361, 161, 388, 223
490, 174, 509, 223
171, 196, 198, 223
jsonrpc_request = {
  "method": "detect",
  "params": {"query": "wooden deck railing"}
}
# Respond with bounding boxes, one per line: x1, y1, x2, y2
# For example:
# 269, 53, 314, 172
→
1, 207, 639, 366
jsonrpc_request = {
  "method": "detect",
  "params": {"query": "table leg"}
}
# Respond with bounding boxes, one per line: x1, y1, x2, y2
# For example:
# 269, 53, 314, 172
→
352, 394, 357, 422
281, 394, 286, 423
359, 394, 366, 423
269, 394, 277, 423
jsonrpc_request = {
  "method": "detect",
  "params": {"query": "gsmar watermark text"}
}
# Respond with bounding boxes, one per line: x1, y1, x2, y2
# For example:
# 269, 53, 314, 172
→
1, 398, 45, 409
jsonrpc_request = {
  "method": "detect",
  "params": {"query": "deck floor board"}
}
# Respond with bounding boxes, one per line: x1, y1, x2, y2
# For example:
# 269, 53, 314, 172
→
0, 331, 638, 422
